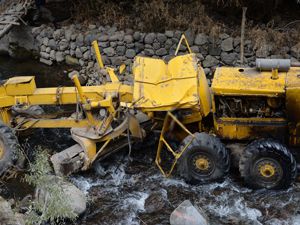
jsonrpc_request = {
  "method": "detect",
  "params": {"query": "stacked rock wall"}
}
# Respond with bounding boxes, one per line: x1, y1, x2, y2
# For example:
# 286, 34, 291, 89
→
3, 24, 300, 84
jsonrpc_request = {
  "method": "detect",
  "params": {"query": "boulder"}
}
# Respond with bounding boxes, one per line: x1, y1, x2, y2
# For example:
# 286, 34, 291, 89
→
144, 33, 156, 44
184, 28, 195, 45
135, 42, 144, 53
55, 51, 64, 62
291, 43, 300, 59
156, 48, 167, 56
165, 30, 174, 38
53, 29, 63, 40
83, 50, 91, 60
219, 33, 230, 40
75, 33, 84, 47
194, 33, 208, 46
144, 48, 155, 56
202, 55, 219, 67
221, 52, 238, 65
59, 39, 69, 51
49, 50, 55, 59
0, 196, 25, 225
133, 31, 141, 41
99, 42, 109, 48
65, 29, 73, 41
124, 35, 133, 44
48, 39, 57, 50
8, 25, 38, 52
153, 42, 161, 50
98, 35, 109, 42
65, 55, 79, 65
221, 37, 233, 52
103, 47, 115, 57
208, 44, 221, 56
75, 48, 83, 58
40, 52, 50, 59
125, 49, 136, 59
42, 37, 49, 46
35, 176, 86, 216
157, 33, 167, 44
40, 58, 53, 66
190, 46, 200, 53
116, 45, 126, 56
170, 200, 209, 225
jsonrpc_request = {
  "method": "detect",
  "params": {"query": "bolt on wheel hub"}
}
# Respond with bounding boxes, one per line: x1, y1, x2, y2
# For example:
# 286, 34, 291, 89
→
259, 164, 276, 178
195, 156, 210, 171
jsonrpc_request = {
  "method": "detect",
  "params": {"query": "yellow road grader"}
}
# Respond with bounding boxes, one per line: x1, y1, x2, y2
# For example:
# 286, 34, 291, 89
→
0, 35, 300, 190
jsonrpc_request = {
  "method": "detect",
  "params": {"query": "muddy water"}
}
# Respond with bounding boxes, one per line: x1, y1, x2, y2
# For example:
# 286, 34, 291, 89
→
1, 57, 300, 225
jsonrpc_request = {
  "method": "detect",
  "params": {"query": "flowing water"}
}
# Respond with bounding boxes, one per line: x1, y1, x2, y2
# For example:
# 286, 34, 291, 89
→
1, 57, 300, 225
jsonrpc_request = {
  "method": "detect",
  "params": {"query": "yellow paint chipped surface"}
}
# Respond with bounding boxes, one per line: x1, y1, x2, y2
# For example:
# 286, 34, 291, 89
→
132, 54, 200, 111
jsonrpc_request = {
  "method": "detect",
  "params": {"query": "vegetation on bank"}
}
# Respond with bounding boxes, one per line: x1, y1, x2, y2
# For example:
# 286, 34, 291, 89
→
24, 150, 77, 225
68, 0, 300, 51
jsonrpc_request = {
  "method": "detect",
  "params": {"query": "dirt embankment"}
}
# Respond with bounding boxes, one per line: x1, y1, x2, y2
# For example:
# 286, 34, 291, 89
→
67, 0, 300, 46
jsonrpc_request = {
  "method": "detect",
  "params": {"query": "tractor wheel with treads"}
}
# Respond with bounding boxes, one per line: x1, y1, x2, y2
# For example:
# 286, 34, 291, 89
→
178, 132, 230, 184
239, 139, 297, 190
0, 122, 19, 177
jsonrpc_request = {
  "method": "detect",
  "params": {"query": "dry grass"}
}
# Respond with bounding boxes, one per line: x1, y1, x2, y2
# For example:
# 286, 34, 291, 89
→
70, 0, 300, 51
71, 0, 225, 33
248, 25, 300, 54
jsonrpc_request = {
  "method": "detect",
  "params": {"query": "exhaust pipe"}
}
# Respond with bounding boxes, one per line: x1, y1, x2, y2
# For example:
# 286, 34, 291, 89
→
256, 59, 300, 72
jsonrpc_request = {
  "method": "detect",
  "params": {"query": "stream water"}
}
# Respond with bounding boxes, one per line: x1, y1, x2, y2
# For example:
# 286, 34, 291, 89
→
1, 56, 300, 225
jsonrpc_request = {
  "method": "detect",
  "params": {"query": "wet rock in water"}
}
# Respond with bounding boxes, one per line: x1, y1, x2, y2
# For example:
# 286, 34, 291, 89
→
0, 196, 25, 225
35, 176, 87, 216
144, 189, 169, 213
170, 200, 209, 225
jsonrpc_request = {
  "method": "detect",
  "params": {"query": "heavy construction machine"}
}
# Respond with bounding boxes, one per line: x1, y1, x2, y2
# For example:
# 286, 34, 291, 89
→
0, 35, 300, 190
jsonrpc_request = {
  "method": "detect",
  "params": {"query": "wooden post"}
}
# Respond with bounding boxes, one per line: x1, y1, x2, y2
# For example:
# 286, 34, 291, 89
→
240, 7, 247, 64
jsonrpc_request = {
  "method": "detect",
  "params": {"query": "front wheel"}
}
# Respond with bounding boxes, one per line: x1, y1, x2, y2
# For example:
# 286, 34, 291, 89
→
239, 139, 297, 190
177, 132, 230, 184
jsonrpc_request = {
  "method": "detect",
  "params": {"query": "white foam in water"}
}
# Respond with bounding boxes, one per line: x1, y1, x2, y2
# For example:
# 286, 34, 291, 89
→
70, 176, 103, 194
121, 192, 149, 212
119, 191, 149, 225
292, 215, 300, 225
110, 164, 126, 186
207, 196, 262, 224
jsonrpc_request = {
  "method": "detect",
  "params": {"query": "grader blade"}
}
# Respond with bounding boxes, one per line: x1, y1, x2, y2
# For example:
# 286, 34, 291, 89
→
50, 144, 85, 176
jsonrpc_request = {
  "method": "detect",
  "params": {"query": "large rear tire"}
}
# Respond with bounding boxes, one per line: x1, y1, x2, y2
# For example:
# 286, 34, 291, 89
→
239, 139, 297, 190
0, 122, 19, 177
178, 132, 230, 184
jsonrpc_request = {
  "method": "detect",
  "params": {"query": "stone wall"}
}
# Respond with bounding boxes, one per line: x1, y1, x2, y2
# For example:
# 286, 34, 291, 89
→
3, 24, 300, 85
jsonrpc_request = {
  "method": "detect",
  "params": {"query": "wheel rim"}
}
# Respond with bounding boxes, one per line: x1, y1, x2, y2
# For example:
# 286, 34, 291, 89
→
253, 157, 283, 188
191, 152, 215, 176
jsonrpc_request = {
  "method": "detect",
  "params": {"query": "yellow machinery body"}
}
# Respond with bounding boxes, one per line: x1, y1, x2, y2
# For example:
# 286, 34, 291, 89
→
211, 66, 300, 147
0, 35, 300, 179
